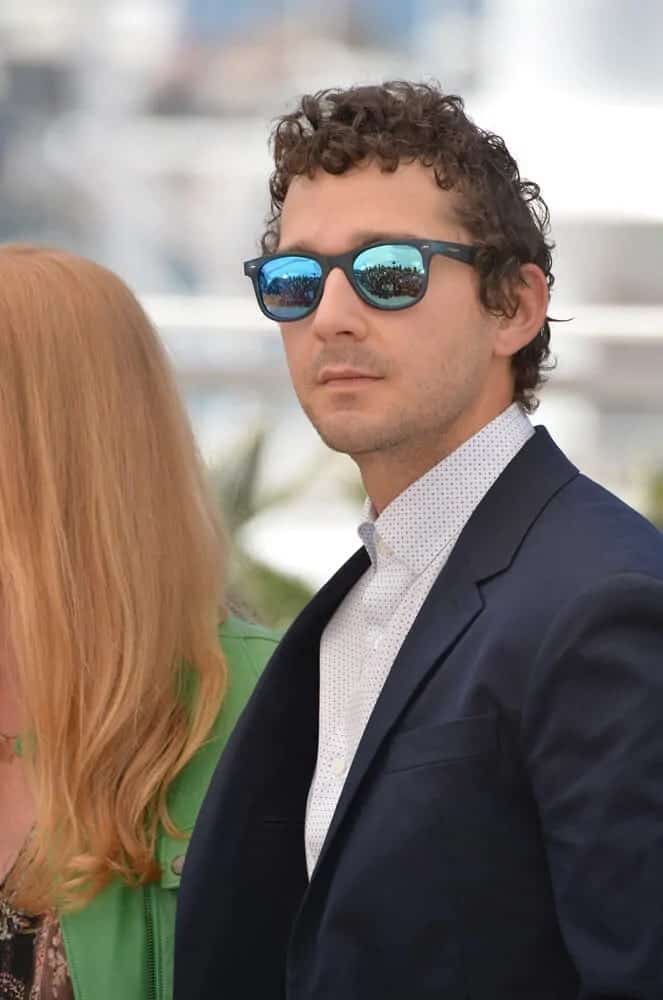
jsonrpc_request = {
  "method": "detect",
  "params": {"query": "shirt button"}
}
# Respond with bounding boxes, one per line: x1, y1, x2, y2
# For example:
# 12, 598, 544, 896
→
332, 756, 347, 777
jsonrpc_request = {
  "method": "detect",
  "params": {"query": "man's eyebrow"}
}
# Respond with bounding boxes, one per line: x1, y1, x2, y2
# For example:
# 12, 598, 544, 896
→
276, 232, 425, 254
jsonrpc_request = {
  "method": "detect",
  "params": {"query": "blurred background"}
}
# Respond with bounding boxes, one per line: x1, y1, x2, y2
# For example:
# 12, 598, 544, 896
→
0, 0, 662, 625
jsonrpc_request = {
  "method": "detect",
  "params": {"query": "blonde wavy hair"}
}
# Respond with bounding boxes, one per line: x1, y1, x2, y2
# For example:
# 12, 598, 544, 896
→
0, 244, 227, 913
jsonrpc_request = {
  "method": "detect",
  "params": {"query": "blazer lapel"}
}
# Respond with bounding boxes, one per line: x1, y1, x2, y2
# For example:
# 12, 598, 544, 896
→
237, 545, 371, 820
253, 542, 371, 714
311, 426, 578, 876
312, 558, 483, 878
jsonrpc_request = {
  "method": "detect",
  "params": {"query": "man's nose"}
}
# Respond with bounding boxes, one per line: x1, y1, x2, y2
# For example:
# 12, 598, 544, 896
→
310, 266, 369, 342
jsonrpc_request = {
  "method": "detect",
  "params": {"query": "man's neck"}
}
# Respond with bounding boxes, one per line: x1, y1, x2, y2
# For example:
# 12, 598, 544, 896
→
357, 447, 448, 516
357, 418, 495, 515
356, 398, 522, 514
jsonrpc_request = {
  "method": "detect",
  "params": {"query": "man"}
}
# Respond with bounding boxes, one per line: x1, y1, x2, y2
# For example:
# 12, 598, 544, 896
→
175, 82, 663, 998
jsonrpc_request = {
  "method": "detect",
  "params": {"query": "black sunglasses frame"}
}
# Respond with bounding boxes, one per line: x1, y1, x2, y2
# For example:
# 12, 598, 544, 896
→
243, 239, 479, 322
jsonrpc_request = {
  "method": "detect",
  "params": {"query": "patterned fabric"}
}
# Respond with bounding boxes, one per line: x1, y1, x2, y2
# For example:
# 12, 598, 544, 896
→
0, 891, 73, 1000
305, 403, 534, 875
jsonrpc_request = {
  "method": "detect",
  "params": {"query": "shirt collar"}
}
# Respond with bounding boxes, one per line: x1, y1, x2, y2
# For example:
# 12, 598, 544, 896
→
357, 404, 534, 576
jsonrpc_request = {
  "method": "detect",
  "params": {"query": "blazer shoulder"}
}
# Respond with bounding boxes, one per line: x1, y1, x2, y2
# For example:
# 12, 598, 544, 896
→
543, 471, 663, 575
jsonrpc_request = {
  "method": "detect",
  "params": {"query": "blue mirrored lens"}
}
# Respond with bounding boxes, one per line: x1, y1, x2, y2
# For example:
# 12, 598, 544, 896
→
353, 244, 425, 308
258, 256, 322, 319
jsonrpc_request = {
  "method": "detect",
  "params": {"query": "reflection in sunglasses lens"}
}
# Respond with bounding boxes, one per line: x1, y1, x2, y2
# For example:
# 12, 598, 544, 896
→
354, 245, 425, 308
259, 256, 322, 319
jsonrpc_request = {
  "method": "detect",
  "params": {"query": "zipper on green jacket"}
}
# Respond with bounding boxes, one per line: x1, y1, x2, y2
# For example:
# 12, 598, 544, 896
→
143, 885, 158, 1000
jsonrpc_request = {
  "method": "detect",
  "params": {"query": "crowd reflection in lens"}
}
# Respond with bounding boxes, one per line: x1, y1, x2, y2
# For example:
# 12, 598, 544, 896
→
262, 261, 425, 314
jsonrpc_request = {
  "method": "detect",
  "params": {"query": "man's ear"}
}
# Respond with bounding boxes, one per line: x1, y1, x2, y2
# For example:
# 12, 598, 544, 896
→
493, 263, 549, 358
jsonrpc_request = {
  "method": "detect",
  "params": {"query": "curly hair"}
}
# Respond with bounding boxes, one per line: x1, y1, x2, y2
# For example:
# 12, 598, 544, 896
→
262, 81, 556, 412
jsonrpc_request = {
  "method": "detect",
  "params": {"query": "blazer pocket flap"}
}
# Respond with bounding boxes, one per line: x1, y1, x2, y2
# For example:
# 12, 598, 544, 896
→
383, 714, 498, 773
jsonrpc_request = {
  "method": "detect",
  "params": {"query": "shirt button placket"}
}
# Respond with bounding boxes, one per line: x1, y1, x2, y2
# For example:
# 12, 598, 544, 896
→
332, 755, 347, 778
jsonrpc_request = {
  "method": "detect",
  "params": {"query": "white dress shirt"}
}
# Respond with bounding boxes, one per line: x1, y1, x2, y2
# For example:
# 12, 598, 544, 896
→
304, 403, 534, 876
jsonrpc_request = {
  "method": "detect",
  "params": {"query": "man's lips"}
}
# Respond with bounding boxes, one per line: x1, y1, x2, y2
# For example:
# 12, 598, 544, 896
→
317, 367, 382, 385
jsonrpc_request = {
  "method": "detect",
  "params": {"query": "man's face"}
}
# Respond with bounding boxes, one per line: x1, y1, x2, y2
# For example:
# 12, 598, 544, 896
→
277, 160, 505, 463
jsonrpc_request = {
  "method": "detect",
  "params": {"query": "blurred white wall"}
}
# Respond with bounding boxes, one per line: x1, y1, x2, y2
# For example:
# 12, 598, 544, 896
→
0, 0, 661, 582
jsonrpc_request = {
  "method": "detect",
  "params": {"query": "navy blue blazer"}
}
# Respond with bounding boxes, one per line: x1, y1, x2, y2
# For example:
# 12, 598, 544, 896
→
175, 428, 663, 999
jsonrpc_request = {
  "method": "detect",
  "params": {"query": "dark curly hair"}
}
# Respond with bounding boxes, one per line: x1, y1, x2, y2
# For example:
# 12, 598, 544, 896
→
262, 81, 556, 412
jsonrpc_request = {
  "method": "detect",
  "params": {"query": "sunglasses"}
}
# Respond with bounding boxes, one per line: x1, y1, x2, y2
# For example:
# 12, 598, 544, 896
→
243, 239, 479, 322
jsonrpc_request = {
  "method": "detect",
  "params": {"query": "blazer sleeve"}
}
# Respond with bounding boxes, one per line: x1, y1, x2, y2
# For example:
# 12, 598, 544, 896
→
522, 572, 663, 999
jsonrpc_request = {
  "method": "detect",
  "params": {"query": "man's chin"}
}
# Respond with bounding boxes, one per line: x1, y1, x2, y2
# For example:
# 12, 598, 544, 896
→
313, 418, 397, 457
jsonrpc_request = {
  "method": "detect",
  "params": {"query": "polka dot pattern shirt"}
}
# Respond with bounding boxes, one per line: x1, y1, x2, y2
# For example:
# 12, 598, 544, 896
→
305, 403, 535, 876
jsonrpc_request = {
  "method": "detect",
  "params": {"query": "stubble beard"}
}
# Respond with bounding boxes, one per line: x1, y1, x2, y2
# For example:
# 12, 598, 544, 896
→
305, 402, 419, 460
304, 376, 481, 466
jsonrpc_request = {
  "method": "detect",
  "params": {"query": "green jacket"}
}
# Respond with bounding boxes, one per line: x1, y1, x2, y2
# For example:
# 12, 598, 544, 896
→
59, 616, 279, 1000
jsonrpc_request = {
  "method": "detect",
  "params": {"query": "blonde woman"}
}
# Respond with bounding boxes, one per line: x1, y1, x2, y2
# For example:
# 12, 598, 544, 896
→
0, 244, 278, 999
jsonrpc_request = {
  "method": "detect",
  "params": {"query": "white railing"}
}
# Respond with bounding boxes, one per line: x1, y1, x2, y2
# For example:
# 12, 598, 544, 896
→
144, 296, 663, 341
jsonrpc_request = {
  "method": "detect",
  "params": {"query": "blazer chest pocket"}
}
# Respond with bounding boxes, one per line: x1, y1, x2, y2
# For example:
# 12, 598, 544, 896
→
383, 714, 498, 774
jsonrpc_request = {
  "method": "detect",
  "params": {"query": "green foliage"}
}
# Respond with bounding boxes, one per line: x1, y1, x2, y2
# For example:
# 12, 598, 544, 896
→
226, 550, 313, 632
210, 426, 316, 630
